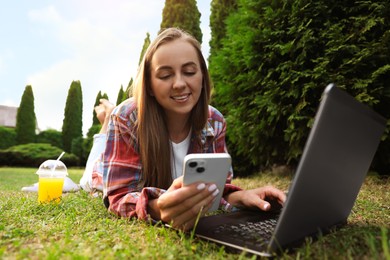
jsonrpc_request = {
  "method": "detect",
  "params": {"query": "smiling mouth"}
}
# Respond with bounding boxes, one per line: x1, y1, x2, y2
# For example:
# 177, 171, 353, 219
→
171, 93, 191, 101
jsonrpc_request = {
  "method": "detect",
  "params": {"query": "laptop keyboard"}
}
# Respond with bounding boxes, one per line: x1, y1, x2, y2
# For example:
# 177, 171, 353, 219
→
211, 218, 278, 247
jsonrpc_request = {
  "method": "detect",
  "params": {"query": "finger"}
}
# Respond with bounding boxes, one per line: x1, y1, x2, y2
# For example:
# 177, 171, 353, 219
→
170, 190, 216, 229
261, 186, 287, 204
159, 181, 211, 209
172, 201, 213, 231
166, 176, 184, 192
257, 188, 287, 211
158, 184, 219, 223
258, 199, 272, 211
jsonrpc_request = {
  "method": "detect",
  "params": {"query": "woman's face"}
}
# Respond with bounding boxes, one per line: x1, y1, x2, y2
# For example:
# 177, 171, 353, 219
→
150, 39, 203, 120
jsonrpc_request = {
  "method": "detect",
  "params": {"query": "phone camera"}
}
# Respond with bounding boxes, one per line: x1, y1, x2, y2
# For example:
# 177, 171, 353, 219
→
196, 167, 205, 173
189, 161, 197, 168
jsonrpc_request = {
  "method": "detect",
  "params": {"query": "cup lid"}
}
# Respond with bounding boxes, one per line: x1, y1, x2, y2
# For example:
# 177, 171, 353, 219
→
36, 159, 68, 176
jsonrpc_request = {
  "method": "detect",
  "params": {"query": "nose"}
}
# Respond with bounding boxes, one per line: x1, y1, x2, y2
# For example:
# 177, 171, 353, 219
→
173, 74, 186, 89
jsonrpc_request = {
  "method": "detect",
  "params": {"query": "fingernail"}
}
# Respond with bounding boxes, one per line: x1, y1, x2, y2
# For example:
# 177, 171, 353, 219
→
263, 203, 270, 210
208, 184, 217, 192
212, 189, 220, 197
197, 183, 206, 190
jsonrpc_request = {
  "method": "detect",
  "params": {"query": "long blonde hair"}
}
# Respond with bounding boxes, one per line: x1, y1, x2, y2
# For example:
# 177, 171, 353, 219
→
131, 28, 212, 189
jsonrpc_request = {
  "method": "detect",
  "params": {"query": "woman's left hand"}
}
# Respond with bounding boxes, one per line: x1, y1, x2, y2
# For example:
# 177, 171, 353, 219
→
226, 186, 286, 211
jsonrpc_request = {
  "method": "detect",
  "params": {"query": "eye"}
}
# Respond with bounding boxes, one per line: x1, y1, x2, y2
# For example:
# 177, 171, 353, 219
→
184, 71, 196, 76
158, 74, 171, 80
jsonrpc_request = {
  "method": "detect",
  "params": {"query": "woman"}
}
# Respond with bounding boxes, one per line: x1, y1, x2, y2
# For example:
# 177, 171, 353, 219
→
100, 28, 285, 231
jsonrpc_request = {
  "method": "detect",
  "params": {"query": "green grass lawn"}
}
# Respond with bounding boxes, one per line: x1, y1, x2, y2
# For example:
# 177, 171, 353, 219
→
0, 167, 389, 259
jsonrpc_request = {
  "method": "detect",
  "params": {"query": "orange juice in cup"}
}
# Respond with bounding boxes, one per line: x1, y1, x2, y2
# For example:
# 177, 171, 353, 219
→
36, 159, 67, 203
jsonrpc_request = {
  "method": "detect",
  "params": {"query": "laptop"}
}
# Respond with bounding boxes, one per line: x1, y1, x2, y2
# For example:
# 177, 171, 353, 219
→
193, 83, 387, 257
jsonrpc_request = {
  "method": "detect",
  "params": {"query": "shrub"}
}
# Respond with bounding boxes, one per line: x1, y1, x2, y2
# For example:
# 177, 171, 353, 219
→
210, 0, 390, 175
0, 127, 16, 149
0, 143, 79, 167
36, 129, 63, 149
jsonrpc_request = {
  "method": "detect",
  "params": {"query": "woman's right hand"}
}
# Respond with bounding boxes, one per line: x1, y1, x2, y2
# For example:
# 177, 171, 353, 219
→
148, 176, 220, 231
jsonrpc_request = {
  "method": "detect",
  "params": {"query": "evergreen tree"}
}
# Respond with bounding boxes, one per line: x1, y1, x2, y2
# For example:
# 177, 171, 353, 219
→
126, 78, 133, 98
116, 86, 124, 106
92, 91, 103, 126
116, 85, 128, 105
210, 0, 390, 175
123, 32, 151, 100
62, 80, 83, 153
15, 85, 36, 144
209, 0, 238, 107
160, 0, 202, 43
138, 32, 151, 65
209, 0, 237, 58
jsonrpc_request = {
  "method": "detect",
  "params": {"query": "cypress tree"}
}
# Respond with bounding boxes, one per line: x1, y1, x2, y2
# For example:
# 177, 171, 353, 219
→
138, 32, 151, 65
123, 32, 151, 100
101, 92, 109, 100
62, 80, 83, 153
116, 85, 126, 105
92, 91, 103, 126
160, 0, 203, 43
209, 0, 238, 110
15, 85, 36, 144
209, 0, 237, 58
126, 78, 134, 98
116, 86, 124, 106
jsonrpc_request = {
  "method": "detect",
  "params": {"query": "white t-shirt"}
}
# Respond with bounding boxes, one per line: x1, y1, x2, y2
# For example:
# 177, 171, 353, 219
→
80, 131, 192, 191
171, 131, 191, 179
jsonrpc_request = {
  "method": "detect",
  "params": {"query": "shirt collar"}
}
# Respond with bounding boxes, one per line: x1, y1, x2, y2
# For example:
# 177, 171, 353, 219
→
199, 120, 215, 147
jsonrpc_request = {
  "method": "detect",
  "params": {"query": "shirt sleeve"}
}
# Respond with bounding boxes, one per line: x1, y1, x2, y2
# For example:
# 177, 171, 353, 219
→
208, 109, 243, 210
80, 133, 106, 192
102, 105, 165, 221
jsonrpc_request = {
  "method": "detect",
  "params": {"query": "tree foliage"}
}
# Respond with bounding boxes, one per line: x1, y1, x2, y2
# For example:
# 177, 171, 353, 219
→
210, 0, 390, 175
126, 78, 133, 99
160, 0, 203, 43
138, 32, 151, 65
36, 129, 62, 149
0, 127, 16, 149
116, 85, 126, 105
62, 80, 83, 153
209, 0, 237, 59
15, 85, 37, 144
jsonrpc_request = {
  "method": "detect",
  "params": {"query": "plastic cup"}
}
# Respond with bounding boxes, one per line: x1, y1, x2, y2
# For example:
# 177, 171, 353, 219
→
36, 159, 68, 203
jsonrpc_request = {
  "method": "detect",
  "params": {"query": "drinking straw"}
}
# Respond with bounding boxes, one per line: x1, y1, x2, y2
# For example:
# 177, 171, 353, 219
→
51, 151, 65, 176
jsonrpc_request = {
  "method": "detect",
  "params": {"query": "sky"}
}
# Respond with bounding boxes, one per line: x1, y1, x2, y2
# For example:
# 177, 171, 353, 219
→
0, 0, 211, 136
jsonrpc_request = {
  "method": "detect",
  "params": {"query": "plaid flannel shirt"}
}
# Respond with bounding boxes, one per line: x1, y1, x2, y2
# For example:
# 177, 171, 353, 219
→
94, 98, 241, 221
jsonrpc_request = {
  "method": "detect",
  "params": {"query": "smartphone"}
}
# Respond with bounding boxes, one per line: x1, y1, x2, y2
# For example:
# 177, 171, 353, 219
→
182, 153, 231, 213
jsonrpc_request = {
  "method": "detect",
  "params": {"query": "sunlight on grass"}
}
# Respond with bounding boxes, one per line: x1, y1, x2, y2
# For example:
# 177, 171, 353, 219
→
0, 167, 389, 259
